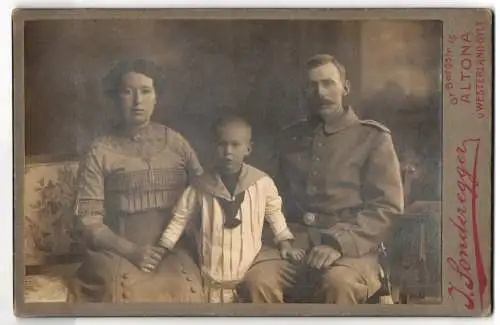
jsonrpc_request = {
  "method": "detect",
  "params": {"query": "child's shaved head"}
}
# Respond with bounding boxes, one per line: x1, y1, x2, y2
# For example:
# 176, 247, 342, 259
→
212, 115, 252, 143
211, 115, 253, 174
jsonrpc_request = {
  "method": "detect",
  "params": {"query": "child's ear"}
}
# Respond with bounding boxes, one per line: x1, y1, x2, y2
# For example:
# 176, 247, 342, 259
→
246, 141, 253, 156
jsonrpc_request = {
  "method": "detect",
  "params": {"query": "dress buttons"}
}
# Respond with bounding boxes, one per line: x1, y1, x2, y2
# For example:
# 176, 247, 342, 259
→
122, 291, 130, 299
181, 268, 187, 274
186, 276, 192, 282
190, 287, 197, 293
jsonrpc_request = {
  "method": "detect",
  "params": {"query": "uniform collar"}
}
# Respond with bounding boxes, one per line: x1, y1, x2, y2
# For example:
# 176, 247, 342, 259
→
309, 106, 359, 135
191, 163, 267, 201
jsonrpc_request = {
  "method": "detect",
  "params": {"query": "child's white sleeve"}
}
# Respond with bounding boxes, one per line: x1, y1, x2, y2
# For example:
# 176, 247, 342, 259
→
160, 186, 200, 250
263, 177, 295, 243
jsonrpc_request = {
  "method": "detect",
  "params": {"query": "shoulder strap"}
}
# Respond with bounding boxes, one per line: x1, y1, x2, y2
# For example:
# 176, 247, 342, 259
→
360, 120, 391, 133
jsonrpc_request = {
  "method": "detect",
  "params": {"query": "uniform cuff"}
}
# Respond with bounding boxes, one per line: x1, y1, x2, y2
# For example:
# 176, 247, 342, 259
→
320, 234, 343, 252
321, 227, 360, 257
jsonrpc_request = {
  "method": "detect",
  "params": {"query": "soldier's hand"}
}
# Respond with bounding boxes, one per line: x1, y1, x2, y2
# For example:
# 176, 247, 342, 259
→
128, 245, 166, 273
306, 245, 341, 269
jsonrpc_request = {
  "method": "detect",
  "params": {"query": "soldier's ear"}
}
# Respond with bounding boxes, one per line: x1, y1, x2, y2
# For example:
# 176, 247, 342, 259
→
343, 80, 351, 96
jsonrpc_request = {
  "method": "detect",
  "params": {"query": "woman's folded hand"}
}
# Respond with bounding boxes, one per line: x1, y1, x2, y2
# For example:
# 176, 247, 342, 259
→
126, 245, 166, 272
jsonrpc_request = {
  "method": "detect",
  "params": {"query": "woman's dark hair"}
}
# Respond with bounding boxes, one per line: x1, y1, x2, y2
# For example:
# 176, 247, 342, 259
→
102, 58, 165, 98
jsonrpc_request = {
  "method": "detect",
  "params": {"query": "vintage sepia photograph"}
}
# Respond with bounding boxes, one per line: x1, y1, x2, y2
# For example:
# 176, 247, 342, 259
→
13, 8, 492, 317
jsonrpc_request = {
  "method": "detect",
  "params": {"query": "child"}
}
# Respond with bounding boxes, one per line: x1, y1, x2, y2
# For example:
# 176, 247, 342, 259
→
147, 115, 304, 303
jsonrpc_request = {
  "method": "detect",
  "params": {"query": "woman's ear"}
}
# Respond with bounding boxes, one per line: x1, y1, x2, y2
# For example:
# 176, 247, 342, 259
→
343, 79, 351, 96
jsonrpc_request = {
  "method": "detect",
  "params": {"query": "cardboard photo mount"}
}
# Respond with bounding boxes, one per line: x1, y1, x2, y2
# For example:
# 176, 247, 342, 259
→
12, 8, 493, 317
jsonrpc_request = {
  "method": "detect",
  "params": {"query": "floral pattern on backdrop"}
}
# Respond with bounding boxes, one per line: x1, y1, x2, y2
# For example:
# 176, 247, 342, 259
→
24, 160, 83, 266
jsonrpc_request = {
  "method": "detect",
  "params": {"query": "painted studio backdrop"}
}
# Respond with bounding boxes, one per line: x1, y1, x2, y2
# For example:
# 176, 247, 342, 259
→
23, 19, 442, 303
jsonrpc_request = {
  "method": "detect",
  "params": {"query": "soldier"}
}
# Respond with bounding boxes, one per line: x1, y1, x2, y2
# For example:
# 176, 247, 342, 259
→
238, 54, 404, 304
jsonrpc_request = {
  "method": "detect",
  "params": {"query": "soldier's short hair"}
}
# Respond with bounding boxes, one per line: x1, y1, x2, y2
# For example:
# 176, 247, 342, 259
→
211, 115, 252, 141
305, 54, 347, 83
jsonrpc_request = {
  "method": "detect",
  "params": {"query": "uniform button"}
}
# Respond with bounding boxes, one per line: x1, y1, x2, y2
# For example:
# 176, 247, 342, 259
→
303, 213, 316, 225
317, 143, 324, 147
190, 287, 197, 293
186, 276, 192, 282
312, 170, 318, 176
181, 268, 187, 274
122, 273, 128, 279
122, 291, 130, 299
314, 157, 320, 162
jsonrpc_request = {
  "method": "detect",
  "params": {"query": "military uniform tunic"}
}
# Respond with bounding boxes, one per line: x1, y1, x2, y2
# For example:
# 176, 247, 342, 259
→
273, 107, 405, 299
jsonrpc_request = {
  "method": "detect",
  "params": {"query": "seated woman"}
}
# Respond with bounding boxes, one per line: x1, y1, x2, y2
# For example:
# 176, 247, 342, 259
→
68, 59, 204, 303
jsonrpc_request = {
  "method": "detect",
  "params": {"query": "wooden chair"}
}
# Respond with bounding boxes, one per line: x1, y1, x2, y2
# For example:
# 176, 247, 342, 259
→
369, 159, 441, 305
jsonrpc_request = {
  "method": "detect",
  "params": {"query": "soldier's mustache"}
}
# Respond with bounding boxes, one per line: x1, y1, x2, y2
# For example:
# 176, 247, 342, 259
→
316, 98, 335, 105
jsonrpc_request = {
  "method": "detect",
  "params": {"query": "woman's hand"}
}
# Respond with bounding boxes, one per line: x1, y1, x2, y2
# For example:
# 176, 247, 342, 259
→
127, 245, 166, 273
91, 226, 166, 273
